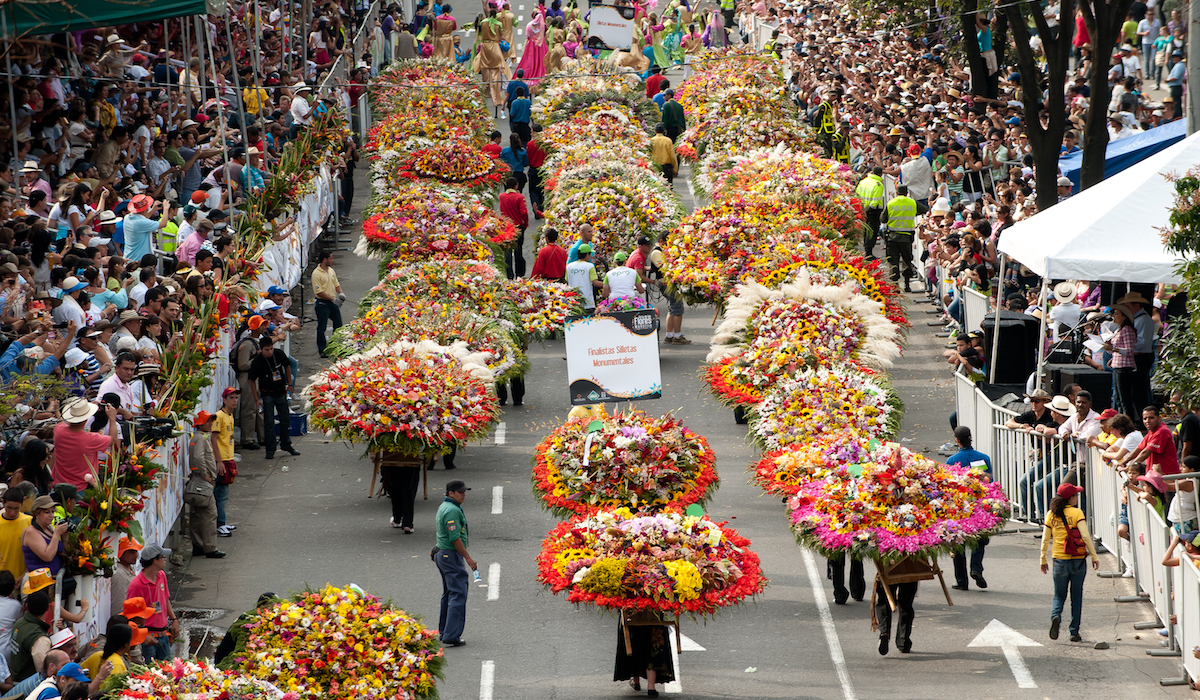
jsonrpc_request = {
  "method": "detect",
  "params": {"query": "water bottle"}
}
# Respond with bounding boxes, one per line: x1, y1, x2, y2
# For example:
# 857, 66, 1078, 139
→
473, 568, 481, 582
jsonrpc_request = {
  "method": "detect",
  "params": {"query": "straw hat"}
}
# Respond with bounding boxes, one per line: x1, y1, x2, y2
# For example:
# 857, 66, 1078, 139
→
60, 397, 98, 424
1048, 395, 1077, 417
1053, 281, 1077, 304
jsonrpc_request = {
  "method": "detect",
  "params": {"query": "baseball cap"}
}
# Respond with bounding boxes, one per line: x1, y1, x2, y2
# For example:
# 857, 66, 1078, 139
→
1056, 176, 1072, 187
267, 285, 288, 295
57, 663, 89, 682
1183, 530, 1200, 548
118, 535, 143, 559
614, 251, 629, 263
256, 299, 280, 313
193, 410, 215, 426
636, 235, 652, 245
248, 315, 266, 330
222, 386, 241, 398
1056, 483, 1084, 498
139, 542, 172, 563
577, 243, 593, 254
446, 479, 471, 494
1099, 408, 1118, 420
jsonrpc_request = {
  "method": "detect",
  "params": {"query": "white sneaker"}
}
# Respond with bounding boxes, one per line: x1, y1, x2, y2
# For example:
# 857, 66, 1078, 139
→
499, 110, 507, 119
390, 518, 403, 529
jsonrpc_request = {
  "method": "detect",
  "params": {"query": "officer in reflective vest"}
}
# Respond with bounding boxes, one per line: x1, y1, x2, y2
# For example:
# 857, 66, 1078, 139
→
855, 166, 886, 259
720, 0, 736, 34
881, 184, 919, 292
811, 95, 837, 158
832, 119, 852, 164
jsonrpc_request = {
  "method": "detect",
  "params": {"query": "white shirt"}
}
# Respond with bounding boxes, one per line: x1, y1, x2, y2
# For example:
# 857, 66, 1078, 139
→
566, 260, 597, 309
290, 95, 312, 126
1058, 408, 1101, 439
129, 281, 150, 309
900, 156, 935, 202
1048, 302, 1080, 341
605, 267, 640, 299
0, 596, 21, 663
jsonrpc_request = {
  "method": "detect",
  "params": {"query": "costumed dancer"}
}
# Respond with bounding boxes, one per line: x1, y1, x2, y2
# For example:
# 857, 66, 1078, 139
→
432, 6, 458, 60
501, 3, 517, 61
473, 9, 513, 113
515, 7, 549, 83
701, 11, 726, 48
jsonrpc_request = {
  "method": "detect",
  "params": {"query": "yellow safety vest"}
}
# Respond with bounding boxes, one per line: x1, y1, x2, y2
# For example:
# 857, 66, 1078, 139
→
720, 0, 735, 10
886, 195, 917, 233
855, 175, 885, 209
816, 102, 836, 135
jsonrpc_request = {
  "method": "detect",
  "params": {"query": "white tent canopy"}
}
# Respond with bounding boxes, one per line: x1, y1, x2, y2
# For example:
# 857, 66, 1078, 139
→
995, 130, 1200, 284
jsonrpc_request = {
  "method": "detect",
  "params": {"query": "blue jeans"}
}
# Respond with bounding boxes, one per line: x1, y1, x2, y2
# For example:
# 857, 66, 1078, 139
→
214, 482, 229, 526
435, 549, 469, 643
261, 392, 293, 454
315, 300, 343, 354
144, 633, 172, 661
1018, 459, 1051, 519
948, 295, 963, 327
1051, 558, 1087, 635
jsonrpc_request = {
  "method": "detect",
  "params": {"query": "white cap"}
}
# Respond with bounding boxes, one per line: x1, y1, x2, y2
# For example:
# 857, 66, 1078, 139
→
64, 348, 89, 369
256, 299, 280, 313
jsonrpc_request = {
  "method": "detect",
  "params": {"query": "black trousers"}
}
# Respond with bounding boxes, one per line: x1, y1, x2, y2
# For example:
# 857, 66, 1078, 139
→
874, 579, 918, 645
828, 554, 866, 603
512, 121, 532, 145
952, 536, 989, 588
340, 172, 354, 218
528, 166, 544, 212
496, 376, 525, 405
383, 465, 421, 528
1131, 353, 1154, 418
863, 209, 882, 257
885, 233, 915, 283
505, 229, 526, 279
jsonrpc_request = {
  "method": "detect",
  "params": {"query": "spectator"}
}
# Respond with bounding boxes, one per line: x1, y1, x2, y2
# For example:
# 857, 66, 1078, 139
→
186, 411, 225, 559
0, 486, 31, 581
1124, 405, 1180, 475
109, 537, 142, 617
124, 543, 178, 662
311, 250, 344, 359
248, 338, 300, 460
10, 591, 52, 684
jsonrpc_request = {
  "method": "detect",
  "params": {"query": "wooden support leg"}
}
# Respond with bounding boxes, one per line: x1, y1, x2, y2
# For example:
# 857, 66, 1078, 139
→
423, 455, 430, 500
881, 576, 898, 612
622, 610, 634, 656
368, 454, 379, 498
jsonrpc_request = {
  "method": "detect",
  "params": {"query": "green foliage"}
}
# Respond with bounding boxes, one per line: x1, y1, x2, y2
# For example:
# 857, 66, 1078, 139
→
1158, 170, 1200, 410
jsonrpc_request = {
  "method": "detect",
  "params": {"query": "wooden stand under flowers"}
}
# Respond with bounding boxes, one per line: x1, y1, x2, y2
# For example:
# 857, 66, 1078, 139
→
872, 555, 954, 611
620, 609, 682, 654
369, 452, 435, 500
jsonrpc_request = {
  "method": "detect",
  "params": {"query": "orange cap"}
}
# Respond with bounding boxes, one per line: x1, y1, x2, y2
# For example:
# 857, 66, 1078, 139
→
248, 315, 265, 330
128, 622, 148, 646
117, 536, 143, 559
193, 410, 215, 426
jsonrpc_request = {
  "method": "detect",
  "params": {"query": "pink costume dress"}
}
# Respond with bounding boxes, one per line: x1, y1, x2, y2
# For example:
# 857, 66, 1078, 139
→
515, 8, 548, 83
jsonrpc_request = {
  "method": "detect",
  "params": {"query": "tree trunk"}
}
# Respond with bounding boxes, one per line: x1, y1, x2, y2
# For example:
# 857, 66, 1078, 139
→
1078, 0, 1137, 189
960, 0, 989, 96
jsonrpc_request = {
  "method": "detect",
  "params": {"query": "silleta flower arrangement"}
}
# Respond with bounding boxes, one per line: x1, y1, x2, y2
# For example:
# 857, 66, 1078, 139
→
539, 108, 652, 155
702, 336, 828, 407
303, 340, 499, 455
222, 585, 445, 700
787, 444, 1010, 561
106, 658, 290, 699
595, 295, 651, 314
536, 507, 766, 617
749, 433, 876, 497
505, 277, 585, 340
355, 183, 513, 260
532, 410, 719, 517
750, 366, 901, 450
543, 176, 679, 258
358, 211, 495, 266
395, 139, 508, 191
707, 274, 901, 370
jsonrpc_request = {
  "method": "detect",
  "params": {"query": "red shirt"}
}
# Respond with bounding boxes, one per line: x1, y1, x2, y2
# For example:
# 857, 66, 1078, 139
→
52, 422, 113, 490
1073, 15, 1090, 48
482, 143, 502, 159
627, 248, 649, 279
531, 244, 567, 281
499, 191, 528, 229
125, 569, 171, 629
645, 74, 665, 98
1139, 425, 1180, 475
526, 140, 547, 169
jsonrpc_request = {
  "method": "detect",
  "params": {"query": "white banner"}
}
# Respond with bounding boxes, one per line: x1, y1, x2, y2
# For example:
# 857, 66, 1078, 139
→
586, 5, 636, 50
565, 309, 661, 404
257, 166, 336, 294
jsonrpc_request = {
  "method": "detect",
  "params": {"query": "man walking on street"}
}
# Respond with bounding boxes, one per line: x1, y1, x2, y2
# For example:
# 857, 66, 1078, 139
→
234, 318, 264, 450
435, 480, 475, 647
651, 124, 678, 185
124, 543, 179, 662
526, 124, 547, 218
530, 229, 567, 282
213, 388, 240, 537
881, 184, 922, 292
660, 89, 686, 142
499, 178, 528, 279
855, 167, 886, 259
248, 338, 300, 460
312, 250, 344, 359
946, 426, 992, 590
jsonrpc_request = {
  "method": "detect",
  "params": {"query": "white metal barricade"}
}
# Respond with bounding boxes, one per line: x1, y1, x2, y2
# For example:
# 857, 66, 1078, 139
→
962, 286, 989, 333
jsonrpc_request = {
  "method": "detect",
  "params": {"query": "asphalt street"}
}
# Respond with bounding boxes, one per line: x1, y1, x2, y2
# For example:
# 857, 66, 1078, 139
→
169, 74, 1195, 699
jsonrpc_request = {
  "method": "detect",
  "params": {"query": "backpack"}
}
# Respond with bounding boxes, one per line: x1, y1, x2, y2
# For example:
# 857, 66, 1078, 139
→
1062, 511, 1087, 557
229, 336, 259, 372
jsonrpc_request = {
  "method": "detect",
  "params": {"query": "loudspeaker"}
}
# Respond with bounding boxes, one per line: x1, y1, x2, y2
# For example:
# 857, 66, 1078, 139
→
981, 311, 1041, 385
1059, 365, 1113, 412
1098, 281, 1156, 307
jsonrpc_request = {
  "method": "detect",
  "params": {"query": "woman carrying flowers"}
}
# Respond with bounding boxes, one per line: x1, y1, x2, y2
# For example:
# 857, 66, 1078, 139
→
615, 610, 675, 698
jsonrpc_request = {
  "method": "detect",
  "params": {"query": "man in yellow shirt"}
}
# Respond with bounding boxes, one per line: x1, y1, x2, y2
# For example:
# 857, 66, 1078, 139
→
312, 250, 344, 358
213, 387, 239, 537
0, 489, 31, 579
650, 124, 678, 185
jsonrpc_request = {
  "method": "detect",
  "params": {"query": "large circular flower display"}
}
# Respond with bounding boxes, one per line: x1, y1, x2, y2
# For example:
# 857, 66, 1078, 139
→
221, 585, 444, 699
532, 411, 718, 517
395, 139, 508, 191
356, 183, 515, 260
788, 444, 1010, 560
303, 340, 499, 455
505, 277, 586, 340
536, 507, 766, 617
543, 175, 681, 257
750, 366, 900, 450
749, 433, 875, 497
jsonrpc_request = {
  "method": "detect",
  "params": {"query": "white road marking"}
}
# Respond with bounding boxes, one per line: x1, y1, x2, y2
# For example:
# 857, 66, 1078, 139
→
494, 422, 507, 445
518, 3, 524, 7
801, 548, 857, 700
968, 619, 1041, 689
679, 632, 706, 651
487, 562, 501, 600
663, 627, 683, 693
492, 485, 504, 514
479, 660, 495, 700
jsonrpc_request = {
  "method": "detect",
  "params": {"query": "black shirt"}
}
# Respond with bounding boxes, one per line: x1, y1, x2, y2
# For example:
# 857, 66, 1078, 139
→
248, 350, 291, 396
1013, 408, 1057, 429
1179, 411, 1200, 457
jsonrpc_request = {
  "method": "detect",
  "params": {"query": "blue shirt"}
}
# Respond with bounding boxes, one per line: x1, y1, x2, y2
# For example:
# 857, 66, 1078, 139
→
509, 97, 531, 125
946, 448, 992, 477
1169, 61, 1186, 86
567, 239, 589, 263
241, 164, 265, 193
653, 93, 667, 110
977, 26, 992, 52
122, 213, 158, 261
0, 341, 60, 382
506, 80, 529, 105
499, 146, 528, 173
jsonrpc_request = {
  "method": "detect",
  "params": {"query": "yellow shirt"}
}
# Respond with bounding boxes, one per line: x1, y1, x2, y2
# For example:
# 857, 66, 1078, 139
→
1040, 506, 1099, 564
650, 134, 677, 169
82, 650, 127, 680
0, 513, 31, 579
213, 409, 235, 461
242, 87, 269, 115
312, 266, 339, 298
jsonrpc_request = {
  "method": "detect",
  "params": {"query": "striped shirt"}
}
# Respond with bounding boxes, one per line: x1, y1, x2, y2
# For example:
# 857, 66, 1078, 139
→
1109, 325, 1136, 368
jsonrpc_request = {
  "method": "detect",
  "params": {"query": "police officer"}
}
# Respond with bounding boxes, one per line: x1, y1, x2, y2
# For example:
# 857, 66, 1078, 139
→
832, 118, 852, 165
434, 479, 476, 647
855, 167, 886, 259
720, 0, 736, 39
810, 93, 838, 158
881, 184, 923, 292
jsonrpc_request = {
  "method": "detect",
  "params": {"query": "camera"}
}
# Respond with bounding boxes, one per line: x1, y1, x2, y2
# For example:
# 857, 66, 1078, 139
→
129, 416, 179, 442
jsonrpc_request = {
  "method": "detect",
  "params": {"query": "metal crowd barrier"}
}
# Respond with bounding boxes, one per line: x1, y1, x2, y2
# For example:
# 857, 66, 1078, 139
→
956, 377, 1200, 686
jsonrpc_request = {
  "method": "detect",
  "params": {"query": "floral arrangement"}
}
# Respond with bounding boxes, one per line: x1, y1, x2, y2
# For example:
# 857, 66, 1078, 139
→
595, 295, 651, 314
505, 277, 585, 340
355, 183, 514, 260
708, 148, 859, 206
707, 274, 901, 370
539, 109, 652, 155
303, 340, 499, 455
750, 366, 901, 450
677, 117, 812, 164
536, 507, 766, 617
674, 57, 783, 115
543, 159, 660, 199
702, 336, 827, 407
533, 89, 662, 132
749, 433, 876, 497
395, 139, 508, 191
531, 411, 718, 517
357, 213, 496, 267
543, 177, 680, 258
221, 585, 444, 699
106, 658, 290, 700
787, 444, 1010, 561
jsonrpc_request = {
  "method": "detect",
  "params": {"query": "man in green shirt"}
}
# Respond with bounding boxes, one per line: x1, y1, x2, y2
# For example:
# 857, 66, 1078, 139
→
435, 479, 476, 647
660, 89, 687, 142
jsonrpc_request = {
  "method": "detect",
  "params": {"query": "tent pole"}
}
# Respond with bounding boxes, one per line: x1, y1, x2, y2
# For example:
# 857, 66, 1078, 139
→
1034, 276, 1050, 390
203, 14, 233, 214
223, 15, 252, 150
252, 0, 263, 73
989, 253, 1005, 384
3, 11, 20, 185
